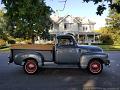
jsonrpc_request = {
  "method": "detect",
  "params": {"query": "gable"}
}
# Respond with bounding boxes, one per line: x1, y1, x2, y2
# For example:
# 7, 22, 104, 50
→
57, 15, 80, 24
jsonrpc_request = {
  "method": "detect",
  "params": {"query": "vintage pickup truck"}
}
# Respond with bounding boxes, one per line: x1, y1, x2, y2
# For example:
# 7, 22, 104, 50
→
8, 34, 110, 75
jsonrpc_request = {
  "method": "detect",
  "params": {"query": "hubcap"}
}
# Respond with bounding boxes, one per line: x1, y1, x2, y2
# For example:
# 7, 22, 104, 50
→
90, 61, 101, 73
25, 60, 37, 74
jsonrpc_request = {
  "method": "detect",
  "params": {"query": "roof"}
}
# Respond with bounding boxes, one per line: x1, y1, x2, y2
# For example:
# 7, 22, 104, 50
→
57, 15, 81, 24
51, 15, 95, 25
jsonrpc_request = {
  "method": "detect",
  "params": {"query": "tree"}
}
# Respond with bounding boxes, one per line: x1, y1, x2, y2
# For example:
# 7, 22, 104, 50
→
97, 27, 113, 44
2, 0, 53, 43
106, 9, 120, 31
82, 0, 120, 15
105, 0, 120, 44
0, 10, 8, 41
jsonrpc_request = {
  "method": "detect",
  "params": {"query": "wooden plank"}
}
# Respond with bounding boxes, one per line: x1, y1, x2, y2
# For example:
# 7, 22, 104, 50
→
11, 44, 54, 51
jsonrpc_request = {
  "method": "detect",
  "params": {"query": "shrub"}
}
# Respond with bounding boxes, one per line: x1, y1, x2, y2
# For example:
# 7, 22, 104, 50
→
0, 39, 6, 46
0, 45, 8, 49
8, 40, 16, 44
100, 34, 114, 45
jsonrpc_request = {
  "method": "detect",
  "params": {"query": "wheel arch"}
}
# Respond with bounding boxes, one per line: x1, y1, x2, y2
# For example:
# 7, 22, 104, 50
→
21, 52, 44, 66
24, 57, 38, 63
80, 55, 104, 69
88, 58, 104, 65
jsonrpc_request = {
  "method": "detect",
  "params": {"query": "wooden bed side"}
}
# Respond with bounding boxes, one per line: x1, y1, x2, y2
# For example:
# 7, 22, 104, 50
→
11, 44, 54, 51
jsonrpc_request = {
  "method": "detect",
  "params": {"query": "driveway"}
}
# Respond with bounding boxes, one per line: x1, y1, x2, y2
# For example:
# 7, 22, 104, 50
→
0, 51, 120, 90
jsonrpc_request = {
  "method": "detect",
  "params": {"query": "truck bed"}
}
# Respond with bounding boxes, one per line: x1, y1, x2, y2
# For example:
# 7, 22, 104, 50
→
11, 44, 54, 51
11, 44, 55, 62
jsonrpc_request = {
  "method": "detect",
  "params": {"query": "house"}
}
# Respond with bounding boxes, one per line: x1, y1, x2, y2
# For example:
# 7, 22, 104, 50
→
49, 15, 100, 44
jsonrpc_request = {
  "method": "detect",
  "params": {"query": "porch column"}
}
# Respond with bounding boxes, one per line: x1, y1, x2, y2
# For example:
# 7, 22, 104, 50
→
77, 34, 79, 43
98, 34, 100, 43
85, 34, 88, 43
93, 33, 95, 43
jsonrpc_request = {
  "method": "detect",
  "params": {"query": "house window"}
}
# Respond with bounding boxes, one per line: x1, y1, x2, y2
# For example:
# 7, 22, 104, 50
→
83, 26, 87, 31
64, 23, 67, 30
83, 27, 85, 31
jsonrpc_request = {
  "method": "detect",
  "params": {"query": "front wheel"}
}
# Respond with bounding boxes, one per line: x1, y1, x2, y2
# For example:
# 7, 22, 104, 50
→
88, 60, 103, 75
24, 59, 38, 75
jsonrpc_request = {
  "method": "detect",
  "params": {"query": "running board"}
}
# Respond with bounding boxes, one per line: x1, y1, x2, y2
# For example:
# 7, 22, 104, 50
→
42, 62, 80, 68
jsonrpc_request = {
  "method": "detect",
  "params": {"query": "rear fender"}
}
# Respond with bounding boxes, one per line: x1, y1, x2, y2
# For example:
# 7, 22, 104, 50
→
14, 52, 44, 66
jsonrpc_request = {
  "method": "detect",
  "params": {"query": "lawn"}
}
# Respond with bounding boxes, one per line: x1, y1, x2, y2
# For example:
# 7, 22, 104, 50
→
0, 48, 10, 51
95, 45, 120, 51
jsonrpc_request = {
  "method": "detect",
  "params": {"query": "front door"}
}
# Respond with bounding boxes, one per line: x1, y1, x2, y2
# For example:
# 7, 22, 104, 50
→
55, 37, 79, 64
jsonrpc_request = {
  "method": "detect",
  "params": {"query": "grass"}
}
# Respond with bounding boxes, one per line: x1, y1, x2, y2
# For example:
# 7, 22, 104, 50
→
95, 45, 120, 51
0, 48, 10, 51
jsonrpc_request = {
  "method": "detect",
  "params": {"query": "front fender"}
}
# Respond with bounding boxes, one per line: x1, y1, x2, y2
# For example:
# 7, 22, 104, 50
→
80, 52, 108, 69
14, 52, 43, 66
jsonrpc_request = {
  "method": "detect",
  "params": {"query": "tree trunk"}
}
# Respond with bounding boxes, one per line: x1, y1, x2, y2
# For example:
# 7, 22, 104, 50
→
31, 35, 35, 44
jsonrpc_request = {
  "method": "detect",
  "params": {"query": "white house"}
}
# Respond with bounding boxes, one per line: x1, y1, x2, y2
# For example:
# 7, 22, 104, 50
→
49, 15, 100, 44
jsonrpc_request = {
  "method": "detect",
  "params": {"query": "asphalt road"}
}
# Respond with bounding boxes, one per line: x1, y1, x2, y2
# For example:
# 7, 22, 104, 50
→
0, 51, 120, 90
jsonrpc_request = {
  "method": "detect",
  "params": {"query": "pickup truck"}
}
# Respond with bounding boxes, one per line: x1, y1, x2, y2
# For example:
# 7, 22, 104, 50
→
8, 34, 110, 75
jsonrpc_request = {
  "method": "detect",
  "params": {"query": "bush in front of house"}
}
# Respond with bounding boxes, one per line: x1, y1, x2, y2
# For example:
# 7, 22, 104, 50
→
0, 39, 9, 49
0, 45, 8, 49
100, 34, 114, 45
8, 40, 16, 44
0, 39, 6, 46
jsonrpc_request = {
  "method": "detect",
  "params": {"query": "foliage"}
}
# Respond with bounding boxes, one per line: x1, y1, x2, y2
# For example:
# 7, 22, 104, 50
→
0, 39, 6, 46
107, 10, 120, 30
2, 0, 53, 43
100, 34, 113, 44
83, 0, 120, 15
98, 27, 120, 45
8, 40, 16, 44
0, 10, 8, 41
97, 27, 112, 44
104, 0, 120, 45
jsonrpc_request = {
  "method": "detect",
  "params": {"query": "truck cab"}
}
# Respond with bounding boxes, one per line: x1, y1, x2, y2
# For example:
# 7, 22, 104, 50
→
9, 34, 110, 75
55, 35, 79, 64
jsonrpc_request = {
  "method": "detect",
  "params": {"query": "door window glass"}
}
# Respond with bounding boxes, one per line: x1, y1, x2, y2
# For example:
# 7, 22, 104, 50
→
58, 38, 74, 46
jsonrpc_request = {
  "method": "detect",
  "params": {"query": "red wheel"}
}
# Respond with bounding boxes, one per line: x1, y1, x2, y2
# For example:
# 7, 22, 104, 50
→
24, 59, 38, 74
88, 60, 103, 74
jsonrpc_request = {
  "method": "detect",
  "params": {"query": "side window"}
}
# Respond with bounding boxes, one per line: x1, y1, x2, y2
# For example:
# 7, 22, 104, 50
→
58, 38, 74, 46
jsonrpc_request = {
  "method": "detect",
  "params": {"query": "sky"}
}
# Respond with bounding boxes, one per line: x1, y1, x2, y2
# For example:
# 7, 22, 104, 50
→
45, 0, 109, 30
0, 0, 109, 30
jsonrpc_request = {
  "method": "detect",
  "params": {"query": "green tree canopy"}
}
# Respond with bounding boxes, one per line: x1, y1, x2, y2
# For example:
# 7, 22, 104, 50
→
2, 0, 53, 43
106, 9, 120, 31
83, 0, 120, 15
0, 10, 8, 41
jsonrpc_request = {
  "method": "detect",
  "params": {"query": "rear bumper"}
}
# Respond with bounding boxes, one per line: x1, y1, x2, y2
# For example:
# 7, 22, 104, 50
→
8, 56, 13, 64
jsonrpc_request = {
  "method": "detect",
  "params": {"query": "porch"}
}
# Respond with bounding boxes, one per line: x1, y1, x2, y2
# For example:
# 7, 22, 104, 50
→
49, 29, 101, 44
76, 32, 101, 44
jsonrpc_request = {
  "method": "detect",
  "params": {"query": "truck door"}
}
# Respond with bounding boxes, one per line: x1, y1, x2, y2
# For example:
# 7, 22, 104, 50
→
55, 36, 79, 64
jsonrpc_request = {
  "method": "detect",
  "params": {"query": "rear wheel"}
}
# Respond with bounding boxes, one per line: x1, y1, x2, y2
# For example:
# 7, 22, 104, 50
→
24, 59, 38, 75
88, 60, 103, 75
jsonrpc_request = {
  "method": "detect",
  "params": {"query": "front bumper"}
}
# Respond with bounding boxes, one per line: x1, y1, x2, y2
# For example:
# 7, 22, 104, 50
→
104, 60, 110, 66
